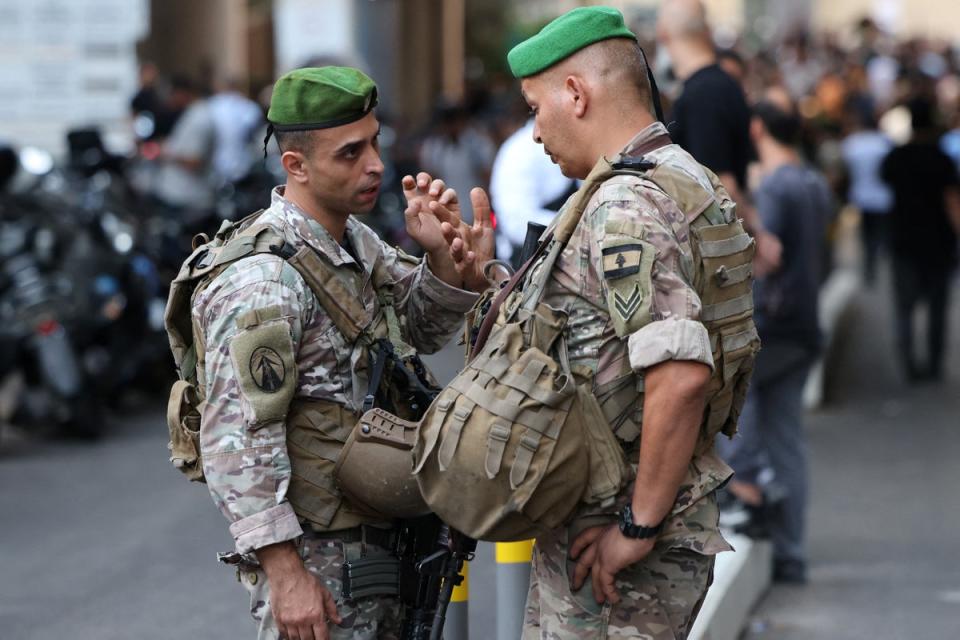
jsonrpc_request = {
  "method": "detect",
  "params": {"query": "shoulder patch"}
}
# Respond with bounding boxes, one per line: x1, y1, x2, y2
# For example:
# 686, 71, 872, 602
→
612, 282, 644, 320
250, 346, 286, 392
229, 309, 297, 427
601, 243, 642, 280
601, 234, 657, 338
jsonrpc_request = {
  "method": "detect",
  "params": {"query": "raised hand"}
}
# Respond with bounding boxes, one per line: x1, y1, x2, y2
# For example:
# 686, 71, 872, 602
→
434, 187, 499, 293
401, 172, 460, 254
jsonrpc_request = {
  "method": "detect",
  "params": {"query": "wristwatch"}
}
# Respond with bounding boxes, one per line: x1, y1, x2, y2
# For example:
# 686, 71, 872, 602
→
618, 505, 665, 539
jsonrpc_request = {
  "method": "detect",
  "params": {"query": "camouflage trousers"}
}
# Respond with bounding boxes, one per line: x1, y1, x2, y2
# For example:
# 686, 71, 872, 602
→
235, 529, 403, 640
522, 499, 723, 640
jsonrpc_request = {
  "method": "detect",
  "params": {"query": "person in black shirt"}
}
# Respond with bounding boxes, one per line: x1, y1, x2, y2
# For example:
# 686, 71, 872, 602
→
881, 98, 960, 381
656, 0, 782, 275
670, 62, 752, 190
130, 61, 179, 141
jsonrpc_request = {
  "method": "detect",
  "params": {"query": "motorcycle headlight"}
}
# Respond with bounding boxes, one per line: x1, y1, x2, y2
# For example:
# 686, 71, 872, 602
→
19, 147, 54, 176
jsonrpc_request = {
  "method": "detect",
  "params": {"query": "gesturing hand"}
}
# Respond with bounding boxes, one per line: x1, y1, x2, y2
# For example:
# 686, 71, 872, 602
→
433, 187, 498, 292
401, 172, 460, 255
569, 524, 655, 605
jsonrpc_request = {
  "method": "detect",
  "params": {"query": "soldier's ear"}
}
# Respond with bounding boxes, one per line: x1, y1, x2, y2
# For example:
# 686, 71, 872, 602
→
564, 74, 588, 118
281, 149, 309, 184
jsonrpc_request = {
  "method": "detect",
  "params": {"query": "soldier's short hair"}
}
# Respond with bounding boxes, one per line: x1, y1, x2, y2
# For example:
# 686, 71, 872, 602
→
275, 129, 315, 155
574, 38, 653, 111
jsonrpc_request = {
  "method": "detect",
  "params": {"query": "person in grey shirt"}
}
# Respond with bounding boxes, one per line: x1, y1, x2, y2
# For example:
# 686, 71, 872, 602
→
155, 76, 216, 211
719, 87, 833, 584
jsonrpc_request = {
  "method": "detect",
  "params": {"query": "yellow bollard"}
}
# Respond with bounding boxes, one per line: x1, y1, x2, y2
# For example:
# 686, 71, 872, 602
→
495, 541, 535, 640
445, 561, 469, 640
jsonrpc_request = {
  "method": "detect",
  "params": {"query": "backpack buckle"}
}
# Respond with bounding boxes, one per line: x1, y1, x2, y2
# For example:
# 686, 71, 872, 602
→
269, 242, 297, 259
612, 156, 656, 171
191, 248, 213, 270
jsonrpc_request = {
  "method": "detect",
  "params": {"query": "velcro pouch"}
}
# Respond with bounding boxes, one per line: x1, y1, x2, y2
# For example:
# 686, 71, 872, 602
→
166, 379, 205, 482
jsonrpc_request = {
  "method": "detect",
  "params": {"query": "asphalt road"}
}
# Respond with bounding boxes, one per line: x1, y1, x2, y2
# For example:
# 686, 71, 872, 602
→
744, 276, 960, 639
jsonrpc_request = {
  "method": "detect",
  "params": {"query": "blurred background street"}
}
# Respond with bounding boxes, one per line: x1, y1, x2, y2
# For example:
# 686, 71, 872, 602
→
2, 0, 960, 639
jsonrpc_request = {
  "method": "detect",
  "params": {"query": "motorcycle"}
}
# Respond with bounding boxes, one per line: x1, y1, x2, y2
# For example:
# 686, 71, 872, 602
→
0, 137, 168, 438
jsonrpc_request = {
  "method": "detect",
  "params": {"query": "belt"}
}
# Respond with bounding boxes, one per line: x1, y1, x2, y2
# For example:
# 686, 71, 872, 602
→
309, 524, 398, 550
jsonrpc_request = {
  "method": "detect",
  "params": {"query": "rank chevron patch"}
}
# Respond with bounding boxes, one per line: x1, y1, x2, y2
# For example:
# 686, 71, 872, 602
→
613, 283, 643, 320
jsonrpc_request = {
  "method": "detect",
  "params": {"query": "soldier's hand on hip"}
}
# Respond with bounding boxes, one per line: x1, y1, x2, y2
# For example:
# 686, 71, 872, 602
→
570, 524, 655, 605
256, 542, 342, 640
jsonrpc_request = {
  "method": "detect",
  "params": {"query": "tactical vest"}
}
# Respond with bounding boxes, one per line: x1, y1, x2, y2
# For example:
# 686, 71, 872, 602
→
164, 211, 433, 532
412, 146, 758, 542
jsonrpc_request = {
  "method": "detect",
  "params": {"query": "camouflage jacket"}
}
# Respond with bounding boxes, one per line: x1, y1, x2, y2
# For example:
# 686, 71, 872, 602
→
532, 122, 733, 553
193, 187, 478, 554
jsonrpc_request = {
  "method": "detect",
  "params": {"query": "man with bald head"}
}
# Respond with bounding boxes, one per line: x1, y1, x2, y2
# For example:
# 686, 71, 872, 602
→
440, 7, 758, 638
658, 0, 783, 275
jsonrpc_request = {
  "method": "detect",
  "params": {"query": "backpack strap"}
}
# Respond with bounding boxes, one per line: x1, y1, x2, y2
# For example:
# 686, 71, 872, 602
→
285, 245, 374, 344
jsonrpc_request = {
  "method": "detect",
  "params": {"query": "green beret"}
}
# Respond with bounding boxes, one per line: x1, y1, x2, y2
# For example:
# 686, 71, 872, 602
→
267, 66, 378, 131
507, 6, 637, 78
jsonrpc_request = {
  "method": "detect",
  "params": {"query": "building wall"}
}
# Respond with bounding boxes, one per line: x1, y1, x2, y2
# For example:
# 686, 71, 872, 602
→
0, 0, 147, 153
140, 0, 250, 90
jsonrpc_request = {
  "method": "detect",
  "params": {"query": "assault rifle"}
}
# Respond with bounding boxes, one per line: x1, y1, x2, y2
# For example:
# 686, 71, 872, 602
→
397, 516, 477, 640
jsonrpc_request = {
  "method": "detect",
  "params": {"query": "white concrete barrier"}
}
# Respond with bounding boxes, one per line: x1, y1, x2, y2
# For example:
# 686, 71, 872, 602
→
689, 533, 773, 640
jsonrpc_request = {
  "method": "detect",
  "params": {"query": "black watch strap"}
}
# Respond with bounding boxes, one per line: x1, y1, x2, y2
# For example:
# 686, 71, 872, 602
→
618, 505, 665, 539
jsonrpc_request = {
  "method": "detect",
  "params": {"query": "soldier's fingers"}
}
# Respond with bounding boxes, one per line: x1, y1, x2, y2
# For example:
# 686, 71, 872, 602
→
470, 188, 493, 228
570, 543, 597, 590
450, 237, 466, 263
440, 221, 461, 245
429, 178, 446, 197
416, 172, 433, 190
428, 200, 456, 225
312, 623, 329, 640
439, 187, 459, 206
321, 586, 342, 624
600, 570, 620, 605
297, 624, 316, 640
591, 563, 607, 605
569, 527, 604, 560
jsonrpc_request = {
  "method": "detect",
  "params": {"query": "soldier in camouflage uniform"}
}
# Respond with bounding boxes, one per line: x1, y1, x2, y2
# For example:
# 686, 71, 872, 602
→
193, 67, 477, 640
437, 8, 748, 638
